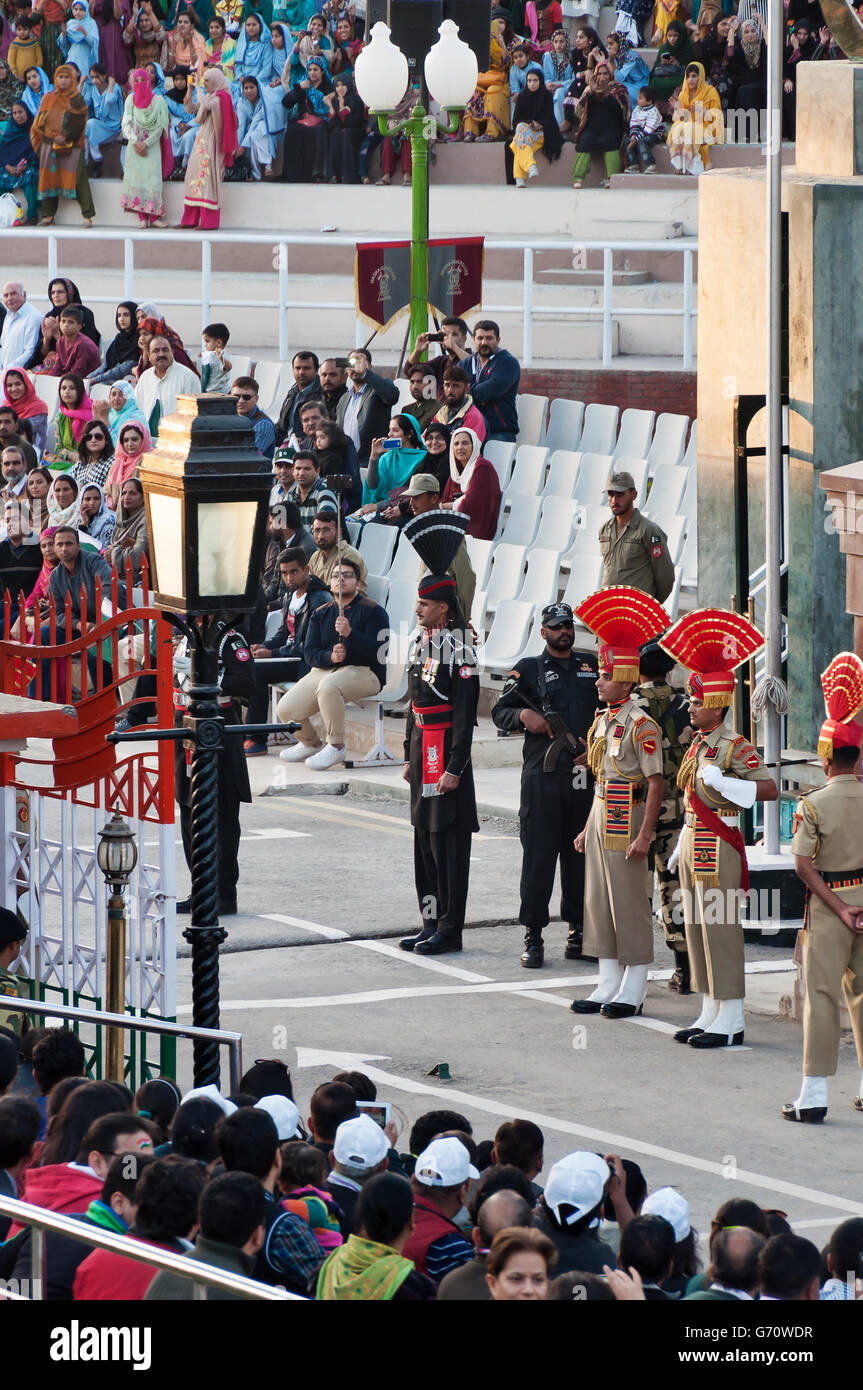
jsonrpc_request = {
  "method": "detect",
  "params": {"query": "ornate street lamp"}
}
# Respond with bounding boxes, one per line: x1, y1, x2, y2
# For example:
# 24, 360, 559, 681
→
354, 20, 478, 350
97, 812, 137, 1083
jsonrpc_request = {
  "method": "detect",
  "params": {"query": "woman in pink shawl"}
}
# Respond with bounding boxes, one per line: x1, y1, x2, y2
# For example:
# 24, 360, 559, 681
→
104, 417, 152, 511
2, 367, 49, 456
121, 67, 171, 227
180, 67, 238, 229
51, 372, 94, 468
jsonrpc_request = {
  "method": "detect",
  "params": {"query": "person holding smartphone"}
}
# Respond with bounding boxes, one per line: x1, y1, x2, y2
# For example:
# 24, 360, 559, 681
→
405, 316, 470, 393
334, 347, 399, 467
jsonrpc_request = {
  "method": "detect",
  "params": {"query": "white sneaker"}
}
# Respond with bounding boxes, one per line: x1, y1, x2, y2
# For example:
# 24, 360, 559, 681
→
527, 164, 538, 179
515, 177, 526, 187
279, 742, 320, 763
306, 743, 347, 771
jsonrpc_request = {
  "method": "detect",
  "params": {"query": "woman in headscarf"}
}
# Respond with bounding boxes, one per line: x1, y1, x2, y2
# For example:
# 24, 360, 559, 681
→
724, 16, 766, 124
440, 427, 501, 541
570, 60, 629, 187
561, 24, 606, 114
88, 301, 139, 385
27, 278, 98, 374
233, 10, 273, 88
649, 20, 695, 101
509, 68, 562, 185
698, 15, 736, 110
136, 299, 160, 321
280, 53, 332, 181
783, 17, 819, 138
2, 365, 49, 454
286, 11, 332, 84
273, 0, 317, 39
236, 71, 285, 176
106, 380, 148, 442
0, 55, 22, 123
268, 19, 293, 82
21, 66, 52, 119
179, 65, 237, 227
358, 414, 427, 512
47, 472, 80, 528
541, 26, 574, 125
328, 14, 360, 75
104, 417, 151, 508
312, 417, 361, 508
606, 32, 650, 111
91, 0, 132, 85
523, 0, 562, 50
25, 467, 55, 533
108, 476, 148, 581
71, 417, 115, 488
162, 11, 206, 82
121, 66, 170, 226
51, 372, 93, 467
412, 422, 450, 493
666, 59, 722, 173
0, 99, 37, 219
463, 10, 513, 140
32, 0, 74, 77
325, 70, 365, 183
29, 62, 95, 225
78, 481, 115, 548
23, 527, 60, 620
204, 13, 238, 77
59, 1, 100, 75
136, 313, 197, 372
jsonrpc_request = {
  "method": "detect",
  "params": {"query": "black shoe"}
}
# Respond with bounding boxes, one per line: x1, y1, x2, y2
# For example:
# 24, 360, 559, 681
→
399, 926, 436, 952
600, 1001, 643, 1019
521, 932, 544, 968
564, 923, 596, 961
854, 1097, 863, 1113
688, 1030, 744, 1049
570, 998, 603, 1014
781, 1102, 827, 1124
414, 931, 462, 955
668, 949, 692, 995
673, 1026, 703, 1044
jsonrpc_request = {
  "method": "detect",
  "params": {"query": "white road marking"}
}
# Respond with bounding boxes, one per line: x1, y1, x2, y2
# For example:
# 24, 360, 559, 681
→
351, 938, 491, 982
291, 1049, 863, 1219
240, 828, 310, 840
259, 913, 349, 941
179, 975, 599, 1012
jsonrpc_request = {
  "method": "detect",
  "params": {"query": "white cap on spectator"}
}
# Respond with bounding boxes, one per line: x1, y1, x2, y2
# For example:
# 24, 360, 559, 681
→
642, 1187, 690, 1242
255, 1095, 302, 1141
413, 1136, 479, 1188
182, 1084, 236, 1117
544, 1152, 610, 1226
333, 1114, 389, 1171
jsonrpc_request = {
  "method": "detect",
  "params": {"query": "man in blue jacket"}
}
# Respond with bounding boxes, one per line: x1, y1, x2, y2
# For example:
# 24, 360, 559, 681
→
465, 321, 521, 444
276, 559, 389, 772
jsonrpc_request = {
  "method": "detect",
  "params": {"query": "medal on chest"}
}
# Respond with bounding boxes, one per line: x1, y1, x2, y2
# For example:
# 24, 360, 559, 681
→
421, 657, 439, 684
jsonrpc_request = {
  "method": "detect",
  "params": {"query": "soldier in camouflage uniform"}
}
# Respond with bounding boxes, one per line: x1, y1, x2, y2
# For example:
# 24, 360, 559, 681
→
0, 908, 28, 1038
636, 640, 693, 994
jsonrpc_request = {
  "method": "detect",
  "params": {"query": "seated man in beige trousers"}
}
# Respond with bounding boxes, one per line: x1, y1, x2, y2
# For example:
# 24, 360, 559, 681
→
277, 559, 390, 772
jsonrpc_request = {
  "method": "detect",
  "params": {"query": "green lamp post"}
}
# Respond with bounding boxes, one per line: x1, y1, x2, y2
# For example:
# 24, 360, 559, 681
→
354, 19, 479, 351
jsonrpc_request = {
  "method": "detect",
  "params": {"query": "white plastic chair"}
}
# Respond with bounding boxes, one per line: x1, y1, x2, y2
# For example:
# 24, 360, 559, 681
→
483, 439, 516, 490
515, 548, 562, 609
366, 573, 389, 606
545, 450, 583, 499
533, 496, 579, 553
561, 552, 604, 612
516, 393, 548, 447
646, 413, 689, 474
681, 520, 698, 590
573, 453, 614, 506
562, 503, 608, 564
358, 522, 398, 576
344, 517, 362, 547
264, 609, 282, 640
498, 494, 542, 547
33, 374, 60, 419
643, 464, 688, 523
228, 354, 252, 381
517, 609, 549, 660
613, 456, 649, 501
613, 409, 655, 462
503, 445, 549, 501
578, 403, 619, 456
386, 539, 421, 582
485, 542, 527, 611
544, 398, 585, 453
254, 360, 290, 418
682, 419, 697, 470
88, 383, 111, 403
465, 536, 493, 589
476, 599, 535, 676
351, 627, 414, 767
382, 577, 419, 638
663, 514, 687, 565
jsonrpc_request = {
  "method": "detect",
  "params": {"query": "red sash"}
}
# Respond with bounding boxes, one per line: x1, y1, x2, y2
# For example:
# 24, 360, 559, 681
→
412, 703, 452, 797
689, 789, 750, 892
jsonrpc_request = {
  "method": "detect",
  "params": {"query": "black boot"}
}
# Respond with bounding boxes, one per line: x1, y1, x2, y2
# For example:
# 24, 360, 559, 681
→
564, 923, 596, 962
521, 930, 544, 968
669, 948, 692, 994
399, 924, 436, 952
414, 929, 463, 955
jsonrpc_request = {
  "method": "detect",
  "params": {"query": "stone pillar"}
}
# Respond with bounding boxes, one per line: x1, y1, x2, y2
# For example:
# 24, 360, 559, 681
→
697, 63, 863, 751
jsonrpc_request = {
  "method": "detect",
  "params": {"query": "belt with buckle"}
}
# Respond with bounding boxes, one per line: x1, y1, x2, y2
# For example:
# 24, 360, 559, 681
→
595, 779, 646, 804
685, 809, 738, 828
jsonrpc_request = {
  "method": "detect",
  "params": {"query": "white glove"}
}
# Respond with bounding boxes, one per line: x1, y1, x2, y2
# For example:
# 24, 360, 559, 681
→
700, 763, 757, 809
667, 832, 682, 874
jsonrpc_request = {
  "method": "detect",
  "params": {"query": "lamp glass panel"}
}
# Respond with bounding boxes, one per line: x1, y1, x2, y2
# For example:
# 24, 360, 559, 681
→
197, 500, 259, 597
147, 492, 184, 600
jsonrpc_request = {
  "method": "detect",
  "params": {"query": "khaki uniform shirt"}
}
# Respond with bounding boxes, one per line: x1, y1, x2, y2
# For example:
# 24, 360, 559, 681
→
682, 726, 772, 816
599, 508, 675, 602
307, 539, 368, 593
592, 697, 664, 784
791, 777, 863, 872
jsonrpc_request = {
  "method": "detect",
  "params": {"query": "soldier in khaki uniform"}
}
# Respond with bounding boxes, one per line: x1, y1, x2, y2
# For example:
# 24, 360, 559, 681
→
599, 470, 675, 602
570, 587, 669, 1019
0, 908, 28, 1039
660, 610, 778, 1049
636, 640, 693, 993
782, 652, 863, 1124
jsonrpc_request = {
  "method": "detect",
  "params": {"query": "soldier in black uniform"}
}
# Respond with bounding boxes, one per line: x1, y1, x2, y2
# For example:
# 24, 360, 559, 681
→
174, 619, 257, 916
492, 601, 599, 968
399, 572, 480, 957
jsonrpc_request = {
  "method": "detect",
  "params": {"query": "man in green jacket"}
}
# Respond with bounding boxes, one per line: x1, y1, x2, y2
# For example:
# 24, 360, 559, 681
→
145, 1172, 268, 1301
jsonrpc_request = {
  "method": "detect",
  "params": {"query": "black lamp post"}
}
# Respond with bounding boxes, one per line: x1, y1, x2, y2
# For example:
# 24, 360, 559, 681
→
97, 812, 138, 1083
110, 394, 278, 1087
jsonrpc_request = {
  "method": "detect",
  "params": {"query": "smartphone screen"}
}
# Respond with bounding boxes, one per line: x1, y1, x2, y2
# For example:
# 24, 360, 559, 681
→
357, 1101, 391, 1129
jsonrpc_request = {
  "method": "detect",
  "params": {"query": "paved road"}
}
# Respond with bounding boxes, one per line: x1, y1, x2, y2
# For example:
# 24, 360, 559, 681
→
173, 791, 863, 1243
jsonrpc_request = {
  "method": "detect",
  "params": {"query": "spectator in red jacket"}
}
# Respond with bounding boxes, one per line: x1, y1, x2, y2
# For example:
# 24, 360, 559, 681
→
440, 427, 502, 540
73, 1155, 205, 1300
402, 1136, 478, 1284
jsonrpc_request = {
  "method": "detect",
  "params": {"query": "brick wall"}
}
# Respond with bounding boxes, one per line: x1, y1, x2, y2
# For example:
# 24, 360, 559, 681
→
519, 368, 697, 418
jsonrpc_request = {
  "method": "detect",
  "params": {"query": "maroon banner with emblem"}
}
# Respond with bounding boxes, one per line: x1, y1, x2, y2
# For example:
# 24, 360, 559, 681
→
427, 237, 484, 321
355, 240, 412, 331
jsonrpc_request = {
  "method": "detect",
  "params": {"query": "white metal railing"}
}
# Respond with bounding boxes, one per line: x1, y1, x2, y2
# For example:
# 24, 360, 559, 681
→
0, 1195, 303, 1301
7, 228, 699, 370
